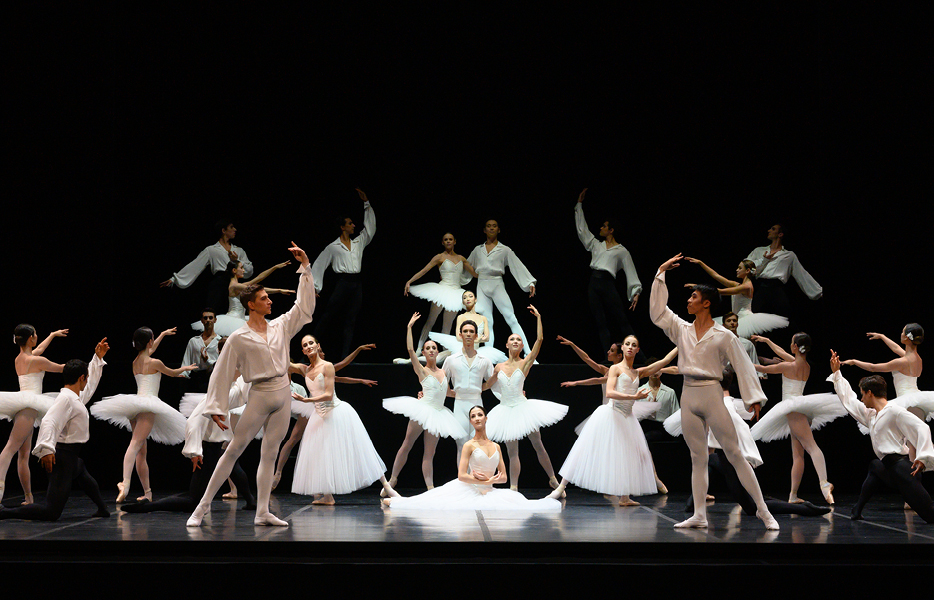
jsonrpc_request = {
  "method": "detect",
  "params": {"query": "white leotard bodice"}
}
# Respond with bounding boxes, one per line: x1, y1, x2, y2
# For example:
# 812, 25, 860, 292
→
226, 295, 245, 319
18, 371, 45, 394
781, 375, 806, 401
892, 371, 920, 396
305, 372, 342, 416
468, 448, 499, 484
491, 369, 528, 407
135, 373, 162, 397
439, 259, 465, 288
732, 294, 753, 316
612, 373, 638, 415
419, 374, 448, 409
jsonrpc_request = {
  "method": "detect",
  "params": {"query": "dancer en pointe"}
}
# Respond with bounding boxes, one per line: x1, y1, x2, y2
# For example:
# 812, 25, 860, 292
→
649, 253, 778, 531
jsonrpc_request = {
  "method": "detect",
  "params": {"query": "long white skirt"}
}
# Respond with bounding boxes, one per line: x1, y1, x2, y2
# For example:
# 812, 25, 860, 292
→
388, 479, 562, 512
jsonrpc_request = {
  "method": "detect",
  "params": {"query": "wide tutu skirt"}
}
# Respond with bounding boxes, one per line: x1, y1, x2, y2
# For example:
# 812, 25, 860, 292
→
559, 404, 657, 496
574, 402, 658, 435
889, 391, 934, 422
428, 332, 508, 364
486, 399, 568, 442
749, 393, 847, 442
90, 395, 187, 445
388, 479, 562, 512
408, 282, 467, 312
382, 396, 467, 439
0, 391, 60, 426
179, 393, 204, 418
291, 401, 387, 495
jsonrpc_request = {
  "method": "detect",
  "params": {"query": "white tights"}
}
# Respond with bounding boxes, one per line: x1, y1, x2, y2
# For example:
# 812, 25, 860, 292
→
0, 409, 37, 502
476, 279, 531, 352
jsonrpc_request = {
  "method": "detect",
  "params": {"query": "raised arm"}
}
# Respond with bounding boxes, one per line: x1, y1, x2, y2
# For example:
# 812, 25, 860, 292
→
243, 260, 291, 287
356, 188, 376, 248
649, 255, 683, 338
637, 347, 679, 379
404, 255, 442, 295
334, 343, 376, 372
279, 242, 317, 338
685, 257, 739, 288
556, 335, 608, 374
867, 332, 906, 357
829, 350, 872, 427
520, 305, 544, 374
33, 329, 68, 356
150, 328, 177, 355
749, 334, 795, 362
574, 190, 597, 250
406, 313, 430, 380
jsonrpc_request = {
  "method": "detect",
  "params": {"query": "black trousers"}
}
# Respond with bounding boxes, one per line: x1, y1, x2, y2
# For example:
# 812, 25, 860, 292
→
852, 454, 934, 523
751, 278, 791, 320
314, 273, 363, 361
122, 441, 255, 513
0, 443, 108, 521
587, 270, 635, 355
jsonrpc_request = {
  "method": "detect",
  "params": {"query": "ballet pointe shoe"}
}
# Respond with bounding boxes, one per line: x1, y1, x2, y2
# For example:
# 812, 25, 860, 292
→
381, 480, 401, 498
254, 512, 288, 527
222, 491, 238, 500
757, 509, 780, 531
137, 489, 152, 502
548, 477, 566, 498
618, 495, 640, 507
655, 478, 668, 495
546, 483, 566, 500
820, 481, 835, 505
186, 503, 209, 527
510, 485, 518, 491
116, 479, 131, 503
674, 515, 708, 529
380, 477, 398, 498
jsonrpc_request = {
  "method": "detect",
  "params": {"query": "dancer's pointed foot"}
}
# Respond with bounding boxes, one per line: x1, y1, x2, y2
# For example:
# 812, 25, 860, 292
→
788, 493, 804, 504
137, 489, 152, 502
381, 497, 393, 507
22, 493, 34, 505
705, 494, 715, 502
380, 477, 398, 498
757, 509, 780, 531
618, 495, 640, 507
116, 480, 131, 503
820, 481, 835, 505
546, 483, 566, 500
187, 504, 209, 527
312, 494, 335, 505
656, 479, 668, 495
548, 477, 566, 498
674, 515, 708, 529
271, 471, 282, 491
254, 513, 288, 527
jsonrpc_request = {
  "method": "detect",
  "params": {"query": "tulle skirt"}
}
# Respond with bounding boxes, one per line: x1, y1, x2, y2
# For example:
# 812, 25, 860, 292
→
90, 394, 187, 445
382, 396, 467, 439
388, 479, 562, 512
0, 391, 59, 426
889, 391, 934, 422
574, 401, 658, 435
715, 310, 789, 338
191, 314, 248, 337
486, 399, 568, 442
408, 282, 466, 312
559, 403, 657, 496
749, 393, 847, 442
291, 401, 387, 495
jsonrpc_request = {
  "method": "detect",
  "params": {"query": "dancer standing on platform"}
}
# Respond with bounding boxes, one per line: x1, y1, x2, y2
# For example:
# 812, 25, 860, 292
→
383, 314, 467, 492
574, 189, 642, 355
0, 339, 110, 521
91, 327, 196, 502
548, 337, 675, 504
748, 333, 844, 504
829, 350, 934, 522
484, 306, 567, 492
745, 224, 822, 318
404, 233, 477, 356
463, 219, 537, 354
311, 188, 375, 361
187, 242, 315, 528
443, 320, 494, 463
0, 326, 68, 505
649, 253, 778, 530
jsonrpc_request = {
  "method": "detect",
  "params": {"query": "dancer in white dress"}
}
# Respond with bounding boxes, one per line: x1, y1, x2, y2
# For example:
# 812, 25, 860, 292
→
383, 314, 467, 493
748, 332, 842, 504
383, 405, 561, 512
0, 325, 68, 505
428, 291, 508, 365
484, 306, 567, 492
191, 259, 295, 337
548, 336, 677, 505
91, 327, 196, 502
404, 233, 478, 355
290, 334, 397, 504
684, 256, 788, 338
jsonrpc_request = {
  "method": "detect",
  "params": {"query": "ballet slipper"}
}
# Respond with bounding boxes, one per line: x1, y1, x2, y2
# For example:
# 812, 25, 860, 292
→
788, 493, 804, 504
757, 509, 780, 531
254, 513, 288, 527
22, 493, 34, 506
548, 477, 566, 498
655, 480, 668, 495
312, 494, 335, 505
510, 485, 518, 491
618, 495, 640, 507
820, 481, 835, 505
379, 477, 397, 498
904, 503, 913, 511
706, 494, 715, 501
380, 497, 393, 507
674, 515, 708, 529
426, 485, 434, 490
186, 504, 209, 527
271, 471, 282, 491
116, 480, 131, 503
222, 491, 238, 500
137, 489, 152, 502
546, 483, 566, 500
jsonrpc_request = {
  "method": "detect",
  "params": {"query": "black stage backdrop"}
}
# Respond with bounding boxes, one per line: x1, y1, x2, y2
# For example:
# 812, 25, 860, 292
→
4, 6, 932, 494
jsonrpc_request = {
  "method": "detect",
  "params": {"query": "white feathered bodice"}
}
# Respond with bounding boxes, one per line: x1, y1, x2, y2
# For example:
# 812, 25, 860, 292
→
732, 294, 753, 316
491, 369, 527, 407
420, 374, 448, 409
438, 259, 465, 288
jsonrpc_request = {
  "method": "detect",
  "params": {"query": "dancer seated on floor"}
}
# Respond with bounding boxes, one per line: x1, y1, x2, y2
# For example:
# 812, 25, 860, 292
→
382, 405, 561, 511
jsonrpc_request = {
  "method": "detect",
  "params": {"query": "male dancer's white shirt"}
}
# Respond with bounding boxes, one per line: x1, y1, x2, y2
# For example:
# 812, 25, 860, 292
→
463, 242, 536, 292
575, 203, 641, 300
311, 201, 375, 293
745, 246, 822, 300
443, 352, 494, 403
171, 242, 254, 288
32, 355, 107, 458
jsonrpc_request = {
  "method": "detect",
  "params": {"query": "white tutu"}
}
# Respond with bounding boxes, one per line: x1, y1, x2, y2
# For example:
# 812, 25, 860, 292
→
429, 331, 507, 364
191, 296, 250, 337
179, 393, 205, 418
0, 391, 59, 427
715, 296, 788, 338
485, 370, 567, 442
383, 374, 465, 438
408, 282, 467, 312
888, 391, 934, 422
749, 393, 848, 442
388, 449, 561, 512
90, 395, 186, 445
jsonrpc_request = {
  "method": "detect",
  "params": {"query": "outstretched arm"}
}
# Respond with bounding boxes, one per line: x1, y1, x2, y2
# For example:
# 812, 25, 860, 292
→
406, 313, 430, 380
334, 343, 375, 372
560, 376, 608, 387
867, 332, 906, 357
33, 329, 68, 356
637, 347, 679, 379
150, 328, 177, 355
404, 255, 442, 295
243, 260, 291, 286
840, 357, 908, 373
151, 358, 199, 378
749, 334, 795, 362
684, 257, 739, 288
556, 335, 608, 375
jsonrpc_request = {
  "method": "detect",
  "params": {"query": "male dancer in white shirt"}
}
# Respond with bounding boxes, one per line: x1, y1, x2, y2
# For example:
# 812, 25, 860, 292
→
311, 188, 375, 361
187, 242, 315, 527
181, 307, 221, 392
463, 219, 536, 354
650, 253, 778, 530
0, 339, 109, 521
746, 223, 822, 318
443, 320, 493, 462
829, 350, 934, 522
575, 189, 642, 355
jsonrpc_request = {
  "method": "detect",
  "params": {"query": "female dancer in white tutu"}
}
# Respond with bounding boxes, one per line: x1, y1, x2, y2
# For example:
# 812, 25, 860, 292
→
91, 327, 196, 502
383, 405, 561, 511
192, 259, 295, 336
404, 233, 478, 355
0, 325, 68, 504
548, 336, 677, 505
383, 313, 467, 493
684, 257, 788, 338
290, 334, 397, 504
428, 290, 507, 364
748, 332, 843, 504
484, 306, 566, 492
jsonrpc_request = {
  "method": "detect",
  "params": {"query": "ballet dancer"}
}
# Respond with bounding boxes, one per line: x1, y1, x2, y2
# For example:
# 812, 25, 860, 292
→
427, 290, 508, 365
722, 311, 765, 376
484, 306, 566, 492
404, 233, 478, 356
0, 339, 110, 521
383, 405, 561, 512
684, 256, 788, 337
311, 188, 375, 361
749, 333, 844, 504
443, 320, 494, 462
187, 241, 315, 528
289, 334, 397, 505
649, 253, 779, 530
181, 308, 220, 392
462, 219, 537, 353
574, 188, 642, 355
548, 337, 675, 504
637, 367, 680, 440
745, 223, 822, 319
91, 327, 196, 502
0, 326, 68, 505
829, 350, 934, 522
383, 313, 467, 493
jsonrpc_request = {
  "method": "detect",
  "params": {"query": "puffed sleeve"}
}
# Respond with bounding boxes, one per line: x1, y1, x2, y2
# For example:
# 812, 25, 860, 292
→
311, 245, 332, 293
617, 247, 642, 300
279, 264, 317, 340
357, 202, 376, 249
725, 336, 768, 409
172, 246, 212, 288
181, 395, 211, 458
829, 371, 873, 428
78, 355, 107, 405
32, 397, 75, 458
649, 270, 680, 343
898, 410, 934, 471
789, 252, 822, 300
235, 246, 254, 279
461, 246, 480, 286
746, 247, 768, 273
505, 248, 536, 292
574, 203, 597, 252
203, 335, 242, 417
